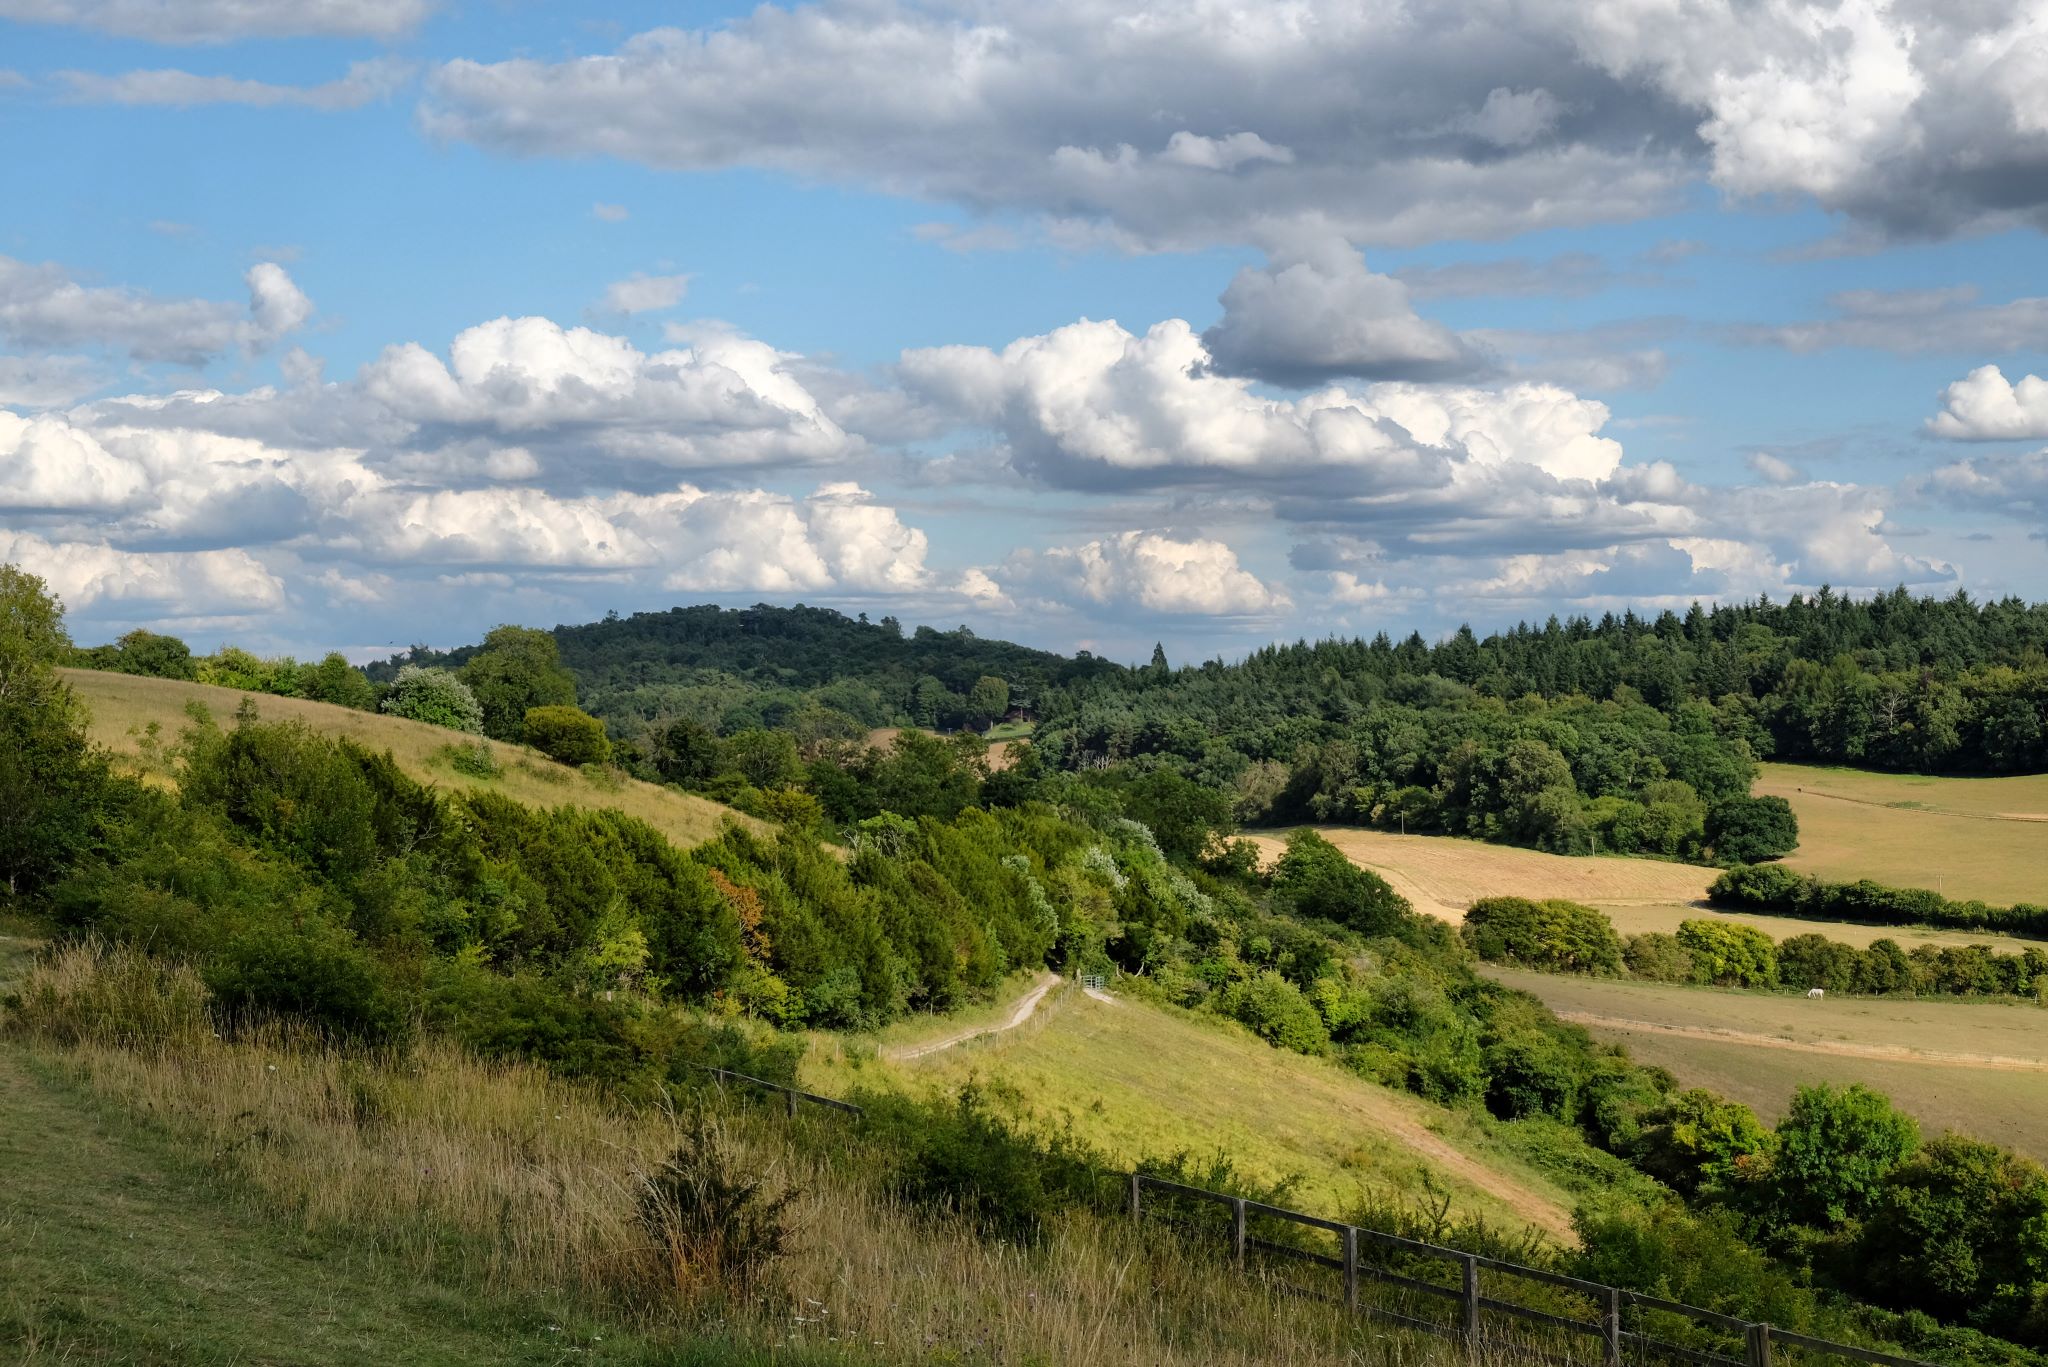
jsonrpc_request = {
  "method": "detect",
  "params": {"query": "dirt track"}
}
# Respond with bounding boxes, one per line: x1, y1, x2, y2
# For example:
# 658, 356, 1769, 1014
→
885, 972, 1061, 1060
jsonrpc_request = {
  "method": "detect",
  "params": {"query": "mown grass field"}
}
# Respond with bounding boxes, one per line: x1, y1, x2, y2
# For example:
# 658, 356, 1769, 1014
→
1248, 826, 2048, 954
63, 668, 755, 851
808, 982, 1583, 1243
1758, 763, 2048, 907
1488, 968, 2048, 1161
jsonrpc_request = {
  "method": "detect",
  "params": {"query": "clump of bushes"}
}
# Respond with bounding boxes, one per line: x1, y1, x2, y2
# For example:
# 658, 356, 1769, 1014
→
1463, 896, 1623, 975
1711, 863, 2048, 938
523, 704, 612, 767
381, 665, 484, 734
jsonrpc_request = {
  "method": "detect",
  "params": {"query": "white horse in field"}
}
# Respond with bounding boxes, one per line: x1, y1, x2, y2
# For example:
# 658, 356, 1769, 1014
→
1807, 988, 1825, 999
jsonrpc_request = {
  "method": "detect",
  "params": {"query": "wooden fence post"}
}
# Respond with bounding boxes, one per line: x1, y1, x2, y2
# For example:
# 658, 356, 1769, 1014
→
1461, 1253, 1481, 1352
1342, 1226, 1359, 1312
1604, 1286, 1623, 1367
785, 1086, 798, 1118
1747, 1324, 1772, 1367
1231, 1197, 1247, 1264
1128, 1172, 1141, 1221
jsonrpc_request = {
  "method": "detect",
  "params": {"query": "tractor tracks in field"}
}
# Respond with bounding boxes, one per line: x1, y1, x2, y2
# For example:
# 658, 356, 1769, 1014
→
1558, 1011, 2048, 1071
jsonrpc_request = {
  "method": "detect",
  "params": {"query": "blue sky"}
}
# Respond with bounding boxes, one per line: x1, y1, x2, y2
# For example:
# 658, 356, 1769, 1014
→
4, 0, 2048, 665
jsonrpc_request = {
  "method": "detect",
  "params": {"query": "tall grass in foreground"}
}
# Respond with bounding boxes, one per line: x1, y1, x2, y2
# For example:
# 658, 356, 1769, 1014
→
4, 941, 1470, 1366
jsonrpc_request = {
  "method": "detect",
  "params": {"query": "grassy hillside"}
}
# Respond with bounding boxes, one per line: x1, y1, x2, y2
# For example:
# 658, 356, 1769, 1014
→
0, 938, 1447, 1367
1487, 967, 2048, 1162
807, 981, 1584, 1243
63, 667, 756, 850
1759, 763, 2048, 906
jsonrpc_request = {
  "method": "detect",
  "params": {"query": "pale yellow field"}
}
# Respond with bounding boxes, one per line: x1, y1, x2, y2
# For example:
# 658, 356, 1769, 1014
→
1488, 968, 2048, 1161
1242, 827, 1714, 922
1248, 825, 2048, 954
1597, 901, 2048, 953
64, 668, 756, 850
808, 982, 1583, 1243
1759, 762, 2048, 906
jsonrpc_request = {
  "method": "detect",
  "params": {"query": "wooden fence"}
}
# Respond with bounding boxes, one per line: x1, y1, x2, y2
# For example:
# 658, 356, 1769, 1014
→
692, 1064, 865, 1118
1127, 1173, 1932, 1367
683, 1066, 1934, 1367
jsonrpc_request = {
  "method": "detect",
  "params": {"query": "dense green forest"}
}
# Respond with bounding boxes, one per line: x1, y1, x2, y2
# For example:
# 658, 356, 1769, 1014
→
375, 602, 1121, 735
11, 560, 2048, 1363
77, 588, 2048, 864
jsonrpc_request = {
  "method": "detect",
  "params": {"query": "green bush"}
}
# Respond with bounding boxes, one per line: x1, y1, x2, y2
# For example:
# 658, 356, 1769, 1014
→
523, 705, 612, 767
1463, 896, 1623, 975
1270, 829, 1413, 939
1623, 932, 1695, 982
205, 914, 404, 1042
380, 665, 484, 733
1676, 919, 1777, 987
1854, 1134, 2048, 1339
1222, 970, 1331, 1054
1766, 1082, 1919, 1229
1706, 794, 1799, 863
440, 740, 502, 778
632, 1111, 798, 1302
1483, 1028, 1588, 1121
853, 1083, 1105, 1242
1629, 1088, 1772, 1198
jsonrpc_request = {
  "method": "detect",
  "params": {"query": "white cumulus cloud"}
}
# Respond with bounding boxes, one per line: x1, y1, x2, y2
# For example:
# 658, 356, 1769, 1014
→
1927, 365, 2048, 441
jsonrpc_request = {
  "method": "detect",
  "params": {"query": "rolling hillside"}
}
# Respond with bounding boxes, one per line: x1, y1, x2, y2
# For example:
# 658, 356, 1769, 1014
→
62, 668, 755, 850
806, 979, 1587, 1243
1760, 763, 2048, 906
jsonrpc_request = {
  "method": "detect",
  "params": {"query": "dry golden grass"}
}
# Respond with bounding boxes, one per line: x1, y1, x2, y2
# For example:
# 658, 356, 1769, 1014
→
63, 668, 758, 850
1244, 827, 1714, 923
811, 982, 1581, 1242
1248, 825, 2048, 954
1, 942, 1470, 1367
1488, 967, 2048, 1161
1758, 763, 2048, 907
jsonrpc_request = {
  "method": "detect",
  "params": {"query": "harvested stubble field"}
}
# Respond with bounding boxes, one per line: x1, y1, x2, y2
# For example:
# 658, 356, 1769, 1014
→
1487, 968, 2048, 1162
811, 981, 1582, 1242
1245, 827, 2048, 955
1241, 828, 1713, 924
1759, 762, 2048, 907
63, 668, 754, 851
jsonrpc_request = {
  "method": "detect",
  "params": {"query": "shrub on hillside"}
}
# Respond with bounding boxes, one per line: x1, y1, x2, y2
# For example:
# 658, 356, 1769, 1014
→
1270, 829, 1412, 939
1764, 1082, 1919, 1230
380, 665, 484, 734
1222, 970, 1331, 1054
523, 705, 612, 767
632, 1111, 798, 1303
1462, 896, 1623, 975
1854, 1134, 2048, 1341
206, 914, 405, 1043
1629, 1088, 1772, 1198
